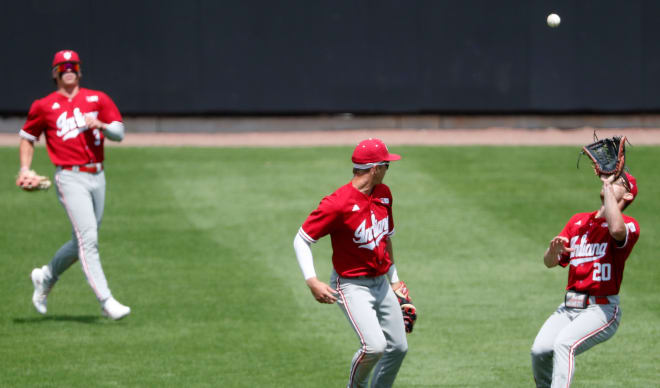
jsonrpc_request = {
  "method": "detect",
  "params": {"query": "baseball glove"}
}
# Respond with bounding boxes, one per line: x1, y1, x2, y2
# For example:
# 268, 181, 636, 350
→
393, 281, 417, 334
579, 135, 628, 178
16, 170, 51, 191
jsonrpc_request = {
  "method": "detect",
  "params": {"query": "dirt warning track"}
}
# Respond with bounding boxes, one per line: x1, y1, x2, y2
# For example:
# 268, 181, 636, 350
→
2, 128, 660, 147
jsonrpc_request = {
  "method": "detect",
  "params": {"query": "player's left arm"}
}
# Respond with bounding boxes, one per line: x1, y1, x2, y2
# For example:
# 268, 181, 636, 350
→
386, 238, 402, 288
86, 92, 124, 142
601, 175, 627, 242
389, 245, 417, 334
384, 189, 400, 287
544, 236, 574, 268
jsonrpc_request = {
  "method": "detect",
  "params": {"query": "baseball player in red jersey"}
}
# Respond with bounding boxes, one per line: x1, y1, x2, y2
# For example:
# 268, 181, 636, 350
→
18, 50, 130, 320
531, 172, 640, 387
294, 138, 409, 388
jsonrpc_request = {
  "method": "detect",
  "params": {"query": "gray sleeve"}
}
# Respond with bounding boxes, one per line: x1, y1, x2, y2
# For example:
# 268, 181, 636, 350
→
103, 121, 125, 142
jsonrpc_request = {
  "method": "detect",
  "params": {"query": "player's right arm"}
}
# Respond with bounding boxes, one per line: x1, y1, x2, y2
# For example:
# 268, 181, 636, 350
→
17, 99, 43, 182
305, 277, 338, 304
293, 233, 337, 304
294, 194, 340, 304
16, 138, 36, 185
19, 138, 35, 171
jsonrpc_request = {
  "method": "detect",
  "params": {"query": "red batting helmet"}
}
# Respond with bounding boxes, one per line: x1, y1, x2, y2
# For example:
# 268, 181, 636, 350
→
52, 50, 80, 67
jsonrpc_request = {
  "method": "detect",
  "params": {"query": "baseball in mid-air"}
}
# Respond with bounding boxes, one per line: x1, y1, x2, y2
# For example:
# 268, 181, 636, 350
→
547, 13, 561, 28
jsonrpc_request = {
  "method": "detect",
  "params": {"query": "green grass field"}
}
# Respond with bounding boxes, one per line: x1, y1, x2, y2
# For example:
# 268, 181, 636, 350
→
0, 145, 658, 387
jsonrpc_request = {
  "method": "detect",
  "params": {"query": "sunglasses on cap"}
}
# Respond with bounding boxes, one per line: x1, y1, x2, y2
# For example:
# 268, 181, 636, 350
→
352, 161, 390, 170
55, 62, 80, 73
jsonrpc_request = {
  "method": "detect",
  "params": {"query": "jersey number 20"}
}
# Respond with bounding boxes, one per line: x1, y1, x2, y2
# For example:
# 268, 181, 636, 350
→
593, 263, 611, 282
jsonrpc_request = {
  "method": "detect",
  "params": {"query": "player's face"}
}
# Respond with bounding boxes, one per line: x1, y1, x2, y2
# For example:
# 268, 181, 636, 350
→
372, 162, 389, 184
60, 71, 78, 84
600, 177, 629, 203
54, 62, 80, 87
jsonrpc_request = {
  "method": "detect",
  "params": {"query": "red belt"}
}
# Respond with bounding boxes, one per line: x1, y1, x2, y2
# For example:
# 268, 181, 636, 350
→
587, 296, 611, 305
61, 163, 103, 173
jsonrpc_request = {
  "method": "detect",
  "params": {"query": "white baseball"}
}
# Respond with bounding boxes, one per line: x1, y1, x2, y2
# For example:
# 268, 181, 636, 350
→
547, 13, 561, 28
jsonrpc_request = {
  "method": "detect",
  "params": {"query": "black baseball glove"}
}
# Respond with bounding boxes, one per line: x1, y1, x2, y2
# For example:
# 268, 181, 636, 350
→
579, 135, 627, 178
393, 281, 417, 334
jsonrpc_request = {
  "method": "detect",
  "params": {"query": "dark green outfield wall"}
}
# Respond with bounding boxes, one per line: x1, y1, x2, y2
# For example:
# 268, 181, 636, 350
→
2, 0, 658, 115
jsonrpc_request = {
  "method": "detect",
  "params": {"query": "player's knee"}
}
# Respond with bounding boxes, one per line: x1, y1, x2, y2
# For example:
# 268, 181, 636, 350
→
67, 238, 79, 251
530, 343, 552, 359
389, 345, 407, 361
552, 339, 571, 355
390, 339, 408, 356
76, 229, 99, 247
365, 340, 387, 357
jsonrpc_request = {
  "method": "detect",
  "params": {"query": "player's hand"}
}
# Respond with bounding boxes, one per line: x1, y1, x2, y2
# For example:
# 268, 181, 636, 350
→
393, 281, 416, 333
305, 277, 337, 304
392, 282, 410, 303
600, 174, 617, 185
16, 168, 51, 191
16, 169, 33, 187
548, 236, 573, 257
84, 115, 105, 130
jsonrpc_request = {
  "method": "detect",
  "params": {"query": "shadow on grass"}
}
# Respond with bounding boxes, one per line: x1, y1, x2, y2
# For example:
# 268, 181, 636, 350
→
12, 315, 101, 324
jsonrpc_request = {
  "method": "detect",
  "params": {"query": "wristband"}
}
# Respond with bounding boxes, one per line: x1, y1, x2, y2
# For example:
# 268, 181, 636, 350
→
387, 264, 400, 283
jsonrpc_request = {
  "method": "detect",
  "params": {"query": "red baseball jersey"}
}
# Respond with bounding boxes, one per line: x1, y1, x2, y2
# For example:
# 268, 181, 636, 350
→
299, 182, 395, 278
558, 211, 640, 296
20, 88, 122, 166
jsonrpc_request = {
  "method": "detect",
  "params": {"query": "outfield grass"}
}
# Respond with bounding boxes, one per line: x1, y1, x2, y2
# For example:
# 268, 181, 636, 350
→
0, 145, 658, 387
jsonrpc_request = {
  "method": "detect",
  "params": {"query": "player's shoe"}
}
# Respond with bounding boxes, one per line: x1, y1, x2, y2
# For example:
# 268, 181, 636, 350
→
30, 266, 53, 315
102, 297, 131, 320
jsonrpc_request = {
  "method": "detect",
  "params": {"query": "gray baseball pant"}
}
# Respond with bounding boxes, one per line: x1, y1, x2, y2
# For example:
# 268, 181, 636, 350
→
45, 168, 112, 302
531, 295, 621, 388
331, 270, 408, 388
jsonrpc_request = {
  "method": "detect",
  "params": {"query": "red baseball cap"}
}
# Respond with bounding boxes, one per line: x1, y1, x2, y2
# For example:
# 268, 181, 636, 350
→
352, 138, 401, 166
624, 172, 637, 201
52, 50, 80, 67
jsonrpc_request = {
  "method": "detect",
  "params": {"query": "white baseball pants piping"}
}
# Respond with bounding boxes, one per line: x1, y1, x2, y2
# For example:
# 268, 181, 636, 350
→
45, 168, 113, 302
331, 270, 408, 388
531, 296, 621, 388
